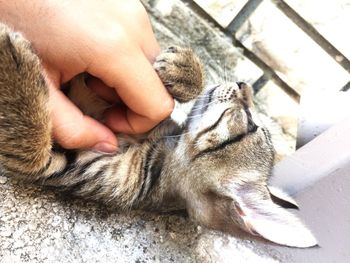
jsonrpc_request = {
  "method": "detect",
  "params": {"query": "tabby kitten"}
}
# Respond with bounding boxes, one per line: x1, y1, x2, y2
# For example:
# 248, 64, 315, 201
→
0, 23, 317, 248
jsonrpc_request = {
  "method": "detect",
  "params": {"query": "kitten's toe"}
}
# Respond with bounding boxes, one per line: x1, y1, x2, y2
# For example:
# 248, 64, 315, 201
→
154, 46, 204, 102
164, 46, 178, 53
0, 24, 38, 72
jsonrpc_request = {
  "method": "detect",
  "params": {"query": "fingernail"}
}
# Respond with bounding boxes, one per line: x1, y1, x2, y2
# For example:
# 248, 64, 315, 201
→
93, 142, 117, 153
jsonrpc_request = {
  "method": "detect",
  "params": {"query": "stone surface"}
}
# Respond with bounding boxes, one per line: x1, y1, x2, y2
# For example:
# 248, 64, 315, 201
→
194, 0, 248, 28
197, 0, 350, 93
1, 181, 199, 262
1, 179, 286, 262
285, 0, 350, 59
0, 176, 8, 184
235, 0, 349, 93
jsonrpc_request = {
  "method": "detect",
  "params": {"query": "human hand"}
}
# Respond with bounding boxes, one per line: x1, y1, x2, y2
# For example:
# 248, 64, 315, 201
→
0, 0, 174, 152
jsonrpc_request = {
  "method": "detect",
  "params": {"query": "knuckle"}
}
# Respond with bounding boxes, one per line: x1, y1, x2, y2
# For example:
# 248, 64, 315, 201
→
56, 133, 82, 149
150, 96, 174, 121
53, 122, 86, 149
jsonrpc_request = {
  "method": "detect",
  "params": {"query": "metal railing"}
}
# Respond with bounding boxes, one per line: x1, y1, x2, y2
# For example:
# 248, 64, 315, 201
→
181, 0, 350, 101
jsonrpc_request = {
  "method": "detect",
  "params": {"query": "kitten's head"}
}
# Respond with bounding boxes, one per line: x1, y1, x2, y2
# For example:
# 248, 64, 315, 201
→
174, 82, 317, 248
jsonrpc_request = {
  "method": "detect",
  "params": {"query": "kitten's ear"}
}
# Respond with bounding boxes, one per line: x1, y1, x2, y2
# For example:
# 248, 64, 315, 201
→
267, 186, 299, 209
235, 196, 317, 248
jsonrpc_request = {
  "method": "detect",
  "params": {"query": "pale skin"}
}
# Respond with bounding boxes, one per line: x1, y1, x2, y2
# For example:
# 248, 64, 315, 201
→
0, 0, 174, 153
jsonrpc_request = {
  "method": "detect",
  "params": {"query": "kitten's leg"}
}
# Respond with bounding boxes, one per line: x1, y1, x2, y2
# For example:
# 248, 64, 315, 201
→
149, 46, 205, 133
0, 25, 118, 202
0, 23, 52, 176
154, 46, 204, 103
68, 75, 110, 120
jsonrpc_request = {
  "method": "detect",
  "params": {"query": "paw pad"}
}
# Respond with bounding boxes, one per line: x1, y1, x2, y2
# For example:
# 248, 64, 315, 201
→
166, 46, 178, 53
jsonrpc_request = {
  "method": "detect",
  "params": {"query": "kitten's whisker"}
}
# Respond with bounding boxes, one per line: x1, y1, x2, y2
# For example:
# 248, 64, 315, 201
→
162, 134, 184, 138
161, 130, 194, 139
190, 94, 210, 99
190, 100, 218, 110
195, 92, 214, 97
224, 62, 227, 86
186, 115, 204, 119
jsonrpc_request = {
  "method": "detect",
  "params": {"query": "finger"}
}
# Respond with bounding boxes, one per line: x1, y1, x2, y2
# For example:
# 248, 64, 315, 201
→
89, 46, 174, 134
103, 105, 132, 134
138, 19, 160, 62
49, 86, 118, 152
104, 104, 165, 134
121, 1, 160, 62
86, 76, 120, 103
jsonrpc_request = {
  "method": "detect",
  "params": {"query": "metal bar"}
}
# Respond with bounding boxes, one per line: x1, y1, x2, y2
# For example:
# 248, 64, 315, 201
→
252, 74, 269, 94
233, 36, 300, 102
272, 0, 350, 74
226, 0, 263, 34
180, 0, 299, 102
340, 81, 350, 92
180, 0, 226, 31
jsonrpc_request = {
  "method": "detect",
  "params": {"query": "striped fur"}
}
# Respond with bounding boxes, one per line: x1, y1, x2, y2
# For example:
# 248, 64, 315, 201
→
0, 23, 317, 248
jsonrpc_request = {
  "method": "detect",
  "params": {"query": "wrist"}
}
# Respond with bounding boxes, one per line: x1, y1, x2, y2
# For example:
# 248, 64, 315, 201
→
0, 1, 54, 54
0, 1, 42, 32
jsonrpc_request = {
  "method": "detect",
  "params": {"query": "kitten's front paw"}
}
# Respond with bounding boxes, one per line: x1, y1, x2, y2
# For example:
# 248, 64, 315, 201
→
0, 23, 51, 175
0, 24, 38, 73
154, 46, 204, 102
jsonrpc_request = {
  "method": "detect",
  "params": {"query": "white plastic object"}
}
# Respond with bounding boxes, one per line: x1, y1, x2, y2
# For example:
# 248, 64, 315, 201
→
270, 91, 350, 195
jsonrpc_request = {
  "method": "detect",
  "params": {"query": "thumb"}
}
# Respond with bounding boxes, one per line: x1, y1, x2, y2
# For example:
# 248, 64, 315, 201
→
49, 85, 118, 152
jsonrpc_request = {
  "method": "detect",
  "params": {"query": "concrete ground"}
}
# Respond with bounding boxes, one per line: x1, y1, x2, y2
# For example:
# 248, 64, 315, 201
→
1, 0, 304, 262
